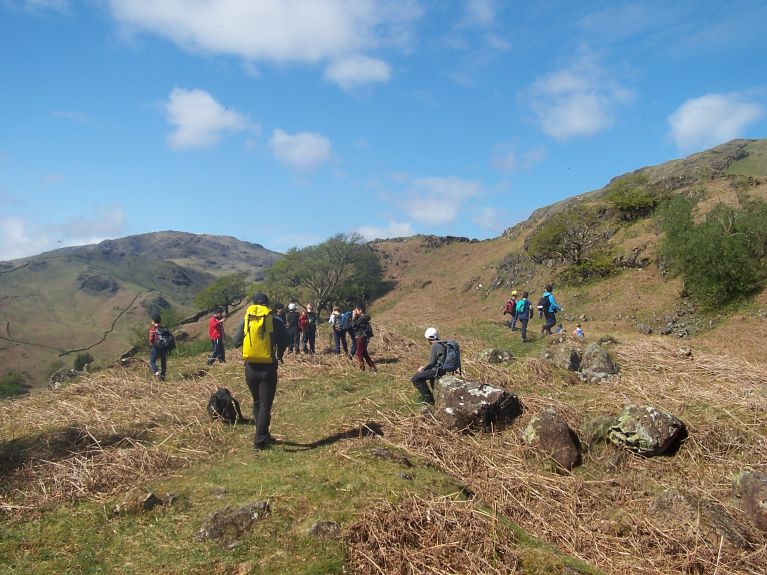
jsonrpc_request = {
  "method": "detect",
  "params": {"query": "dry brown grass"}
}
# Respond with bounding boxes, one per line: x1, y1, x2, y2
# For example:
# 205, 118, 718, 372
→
346, 493, 521, 575
0, 364, 234, 510
364, 335, 767, 575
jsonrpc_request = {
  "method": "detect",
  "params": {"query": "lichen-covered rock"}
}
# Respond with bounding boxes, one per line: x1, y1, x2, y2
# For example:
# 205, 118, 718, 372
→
522, 408, 581, 471
478, 348, 514, 365
607, 404, 685, 456
306, 520, 341, 539
197, 501, 271, 543
433, 375, 522, 431
580, 344, 619, 375
542, 344, 582, 371
734, 471, 767, 531
112, 490, 164, 514
650, 488, 757, 549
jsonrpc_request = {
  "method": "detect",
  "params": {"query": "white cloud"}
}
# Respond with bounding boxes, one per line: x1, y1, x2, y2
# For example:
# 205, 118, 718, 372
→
402, 177, 482, 225
529, 52, 633, 141
492, 145, 546, 174
109, 0, 421, 89
269, 129, 332, 171
465, 0, 496, 27
323, 55, 391, 90
667, 93, 763, 151
356, 221, 415, 241
164, 88, 252, 149
52, 110, 89, 123
0, 205, 126, 261
470, 206, 503, 230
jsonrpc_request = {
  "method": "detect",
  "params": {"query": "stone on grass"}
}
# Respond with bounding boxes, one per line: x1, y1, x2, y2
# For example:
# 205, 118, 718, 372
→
522, 408, 581, 471
197, 501, 271, 544
543, 344, 582, 371
433, 375, 522, 431
734, 471, 767, 531
478, 348, 514, 365
607, 405, 685, 456
307, 520, 341, 539
578, 344, 619, 383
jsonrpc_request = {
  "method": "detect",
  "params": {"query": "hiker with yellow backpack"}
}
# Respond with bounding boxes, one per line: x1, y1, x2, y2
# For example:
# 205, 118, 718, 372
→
231, 293, 290, 450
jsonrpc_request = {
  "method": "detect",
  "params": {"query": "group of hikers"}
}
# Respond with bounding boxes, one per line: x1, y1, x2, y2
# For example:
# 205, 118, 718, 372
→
501, 283, 577, 341
148, 283, 569, 450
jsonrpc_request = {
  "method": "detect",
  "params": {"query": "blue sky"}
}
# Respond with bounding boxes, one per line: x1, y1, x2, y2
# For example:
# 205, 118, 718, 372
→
1, 0, 766, 261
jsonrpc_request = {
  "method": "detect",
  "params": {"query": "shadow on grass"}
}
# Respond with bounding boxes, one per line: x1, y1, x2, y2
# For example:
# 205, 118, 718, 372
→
0, 425, 150, 477
279, 421, 383, 452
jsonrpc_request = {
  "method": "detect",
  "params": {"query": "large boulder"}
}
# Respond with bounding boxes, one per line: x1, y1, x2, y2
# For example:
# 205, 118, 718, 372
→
650, 488, 757, 549
607, 405, 686, 456
477, 348, 514, 365
579, 343, 620, 383
542, 344, 582, 371
522, 408, 581, 471
433, 375, 522, 431
734, 471, 767, 531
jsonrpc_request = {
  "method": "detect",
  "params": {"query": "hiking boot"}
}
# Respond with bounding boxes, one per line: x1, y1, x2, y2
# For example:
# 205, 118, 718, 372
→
370, 366, 378, 373
206, 358, 215, 366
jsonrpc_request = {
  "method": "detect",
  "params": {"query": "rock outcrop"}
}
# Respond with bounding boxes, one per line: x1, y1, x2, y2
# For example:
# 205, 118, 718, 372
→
433, 375, 522, 431
579, 343, 620, 383
607, 405, 686, 456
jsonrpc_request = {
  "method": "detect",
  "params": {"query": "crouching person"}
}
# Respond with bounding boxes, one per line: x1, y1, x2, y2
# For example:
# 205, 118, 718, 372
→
231, 293, 289, 450
410, 327, 447, 405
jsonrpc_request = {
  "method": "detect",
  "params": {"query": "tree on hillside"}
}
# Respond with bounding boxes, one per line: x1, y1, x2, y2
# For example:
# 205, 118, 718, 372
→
193, 273, 248, 315
526, 205, 609, 265
264, 234, 384, 314
657, 194, 767, 306
605, 173, 661, 220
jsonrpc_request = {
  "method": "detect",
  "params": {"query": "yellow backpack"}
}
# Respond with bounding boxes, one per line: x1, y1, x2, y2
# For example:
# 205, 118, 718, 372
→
242, 304, 274, 363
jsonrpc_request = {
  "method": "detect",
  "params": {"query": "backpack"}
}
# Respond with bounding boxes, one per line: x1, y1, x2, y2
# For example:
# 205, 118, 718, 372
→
537, 295, 551, 313
242, 304, 274, 363
516, 299, 531, 319
504, 300, 516, 315
207, 387, 243, 424
155, 327, 176, 353
339, 311, 352, 331
439, 340, 462, 374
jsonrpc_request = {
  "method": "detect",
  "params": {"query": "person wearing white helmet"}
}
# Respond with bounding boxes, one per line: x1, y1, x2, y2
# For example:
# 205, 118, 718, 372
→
410, 327, 445, 405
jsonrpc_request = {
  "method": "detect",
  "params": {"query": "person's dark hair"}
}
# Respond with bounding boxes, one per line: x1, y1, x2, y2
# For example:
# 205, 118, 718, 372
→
252, 292, 269, 305
214, 305, 223, 314
522, 290, 529, 298
545, 284, 553, 292
355, 303, 366, 313
152, 313, 161, 324
272, 302, 285, 311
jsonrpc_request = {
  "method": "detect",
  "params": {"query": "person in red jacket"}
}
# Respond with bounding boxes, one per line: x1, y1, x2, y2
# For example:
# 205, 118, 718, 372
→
206, 306, 226, 365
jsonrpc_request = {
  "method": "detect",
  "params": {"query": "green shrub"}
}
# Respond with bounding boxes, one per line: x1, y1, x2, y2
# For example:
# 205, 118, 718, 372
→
558, 250, 618, 285
657, 194, 767, 307
74, 352, 94, 371
526, 206, 610, 265
605, 173, 660, 220
0, 372, 24, 398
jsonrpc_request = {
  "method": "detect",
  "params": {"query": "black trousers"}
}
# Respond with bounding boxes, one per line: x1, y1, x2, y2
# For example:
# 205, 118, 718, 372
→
543, 311, 557, 334
411, 368, 444, 402
245, 362, 278, 447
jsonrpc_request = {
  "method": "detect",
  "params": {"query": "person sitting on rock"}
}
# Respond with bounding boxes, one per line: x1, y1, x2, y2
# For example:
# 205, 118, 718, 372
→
410, 327, 447, 406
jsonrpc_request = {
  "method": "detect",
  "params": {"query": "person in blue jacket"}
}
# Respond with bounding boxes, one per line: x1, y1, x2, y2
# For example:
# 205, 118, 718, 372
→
541, 284, 563, 335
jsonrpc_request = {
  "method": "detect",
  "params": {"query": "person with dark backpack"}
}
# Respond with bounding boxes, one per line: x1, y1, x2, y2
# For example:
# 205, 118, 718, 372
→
284, 303, 300, 355
515, 291, 533, 342
502, 290, 519, 330
331, 306, 350, 355
148, 313, 172, 380
410, 327, 461, 405
351, 303, 377, 372
540, 284, 563, 336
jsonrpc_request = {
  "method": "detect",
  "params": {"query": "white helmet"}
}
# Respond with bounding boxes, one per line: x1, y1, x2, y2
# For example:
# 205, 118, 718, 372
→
424, 327, 439, 340
288, 303, 296, 310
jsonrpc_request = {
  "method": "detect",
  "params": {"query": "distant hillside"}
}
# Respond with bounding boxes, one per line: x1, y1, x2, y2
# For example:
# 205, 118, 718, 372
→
371, 139, 767, 363
0, 231, 281, 387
